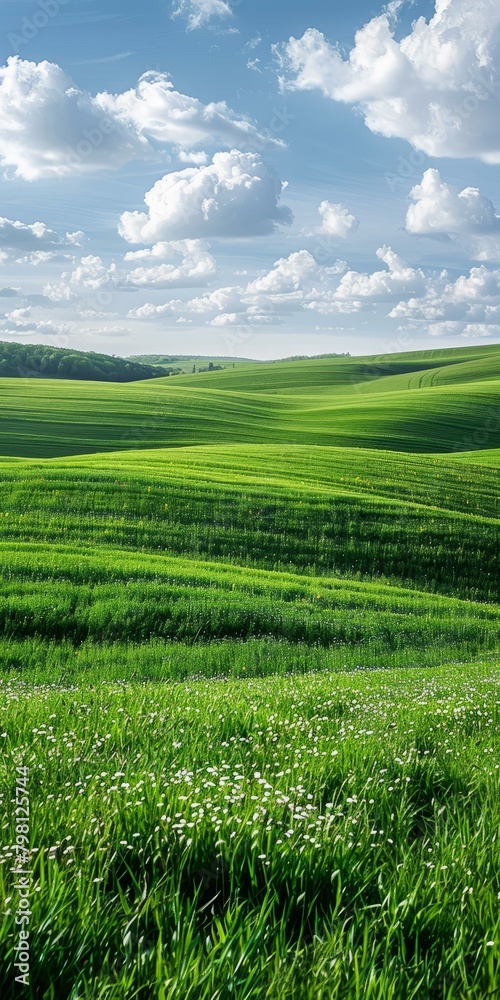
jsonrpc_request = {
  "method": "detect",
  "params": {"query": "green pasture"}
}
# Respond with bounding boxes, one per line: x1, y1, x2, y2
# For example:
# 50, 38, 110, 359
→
0, 343, 498, 458
0, 344, 498, 998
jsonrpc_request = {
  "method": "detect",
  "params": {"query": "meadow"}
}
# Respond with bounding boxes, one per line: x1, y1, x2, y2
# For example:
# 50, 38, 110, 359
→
1, 344, 500, 458
0, 345, 498, 998
0, 665, 498, 999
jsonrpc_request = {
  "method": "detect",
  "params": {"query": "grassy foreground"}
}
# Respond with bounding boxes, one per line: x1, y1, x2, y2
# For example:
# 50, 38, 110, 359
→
0, 662, 498, 999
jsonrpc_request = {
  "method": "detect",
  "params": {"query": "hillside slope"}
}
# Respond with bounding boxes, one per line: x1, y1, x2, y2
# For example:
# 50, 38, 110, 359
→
1, 342, 499, 458
0, 444, 498, 679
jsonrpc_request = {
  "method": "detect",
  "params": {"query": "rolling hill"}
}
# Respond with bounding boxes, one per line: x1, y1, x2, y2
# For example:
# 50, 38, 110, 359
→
2, 339, 497, 674
0, 341, 499, 1000
1, 343, 499, 458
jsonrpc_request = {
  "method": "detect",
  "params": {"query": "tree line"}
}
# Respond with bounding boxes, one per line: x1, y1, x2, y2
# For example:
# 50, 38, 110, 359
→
0, 342, 182, 382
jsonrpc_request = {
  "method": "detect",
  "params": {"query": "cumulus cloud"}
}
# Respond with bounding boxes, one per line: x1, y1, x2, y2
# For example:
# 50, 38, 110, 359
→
131, 245, 500, 339
98, 72, 273, 151
333, 247, 426, 303
124, 242, 500, 340
44, 256, 119, 303
124, 241, 216, 287
0, 58, 279, 180
390, 262, 500, 337
246, 250, 324, 294
118, 151, 293, 242
428, 321, 500, 337
209, 312, 281, 327
129, 250, 348, 325
124, 239, 209, 263
0, 218, 83, 265
277, 1, 500, 162
406, 169, 500, 260
172, 0, 233, 30
0, 218, 83, 253
178, 151, 209, 165
316, 201, 359, 239
0, 313, 70, 338
0, 58, 146, 180
43, 243, 216, 302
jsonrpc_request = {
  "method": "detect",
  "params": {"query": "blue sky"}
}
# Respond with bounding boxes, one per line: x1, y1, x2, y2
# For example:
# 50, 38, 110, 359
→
0, 0, 499, 358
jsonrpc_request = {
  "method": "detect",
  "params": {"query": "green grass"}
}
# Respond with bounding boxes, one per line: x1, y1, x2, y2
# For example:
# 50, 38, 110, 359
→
155, 343, 500, 392
0, 344, 498, 998
0, 663, 498, 999
1, 344, 499, 458
0, 446, 498, 606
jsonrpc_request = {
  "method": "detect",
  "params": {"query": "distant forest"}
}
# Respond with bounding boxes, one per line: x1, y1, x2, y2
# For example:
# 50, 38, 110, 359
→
0, 342, 181, 382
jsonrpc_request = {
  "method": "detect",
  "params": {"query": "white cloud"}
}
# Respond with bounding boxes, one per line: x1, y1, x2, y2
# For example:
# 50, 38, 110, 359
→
125, 241, 216, 287
406, 169, 500, 260
317, 201, 359, 239
210, 312, 247, 327
428, 321, 500, 337
79, 311, 120, 320
16, 251, 75, 267
129, 250, 348, 325
124, 239, 208, 262
246, 250, 344, 295
390, 262, 500, 336
453, 266, 500, 300
5, 308, 31, 322
178, 151, 209, 165
118, 151, 293, 242
0, 315, 70, 338
333, 247, 426, 303
244, 36, 262, 53
210, 312, 282, 326
153, 245, 500, 333
134, 285, 245, 319
277, 1, 500, 162
0, 58, 279, 181
99, 72, 273, 151
0, 218, 84, 263
44, 256, 119, 303
246, 251, 317, 295
43, 242, 216, 302
0, 58, 146, 180
118, 243, 500, 340
172, 0, 233, 30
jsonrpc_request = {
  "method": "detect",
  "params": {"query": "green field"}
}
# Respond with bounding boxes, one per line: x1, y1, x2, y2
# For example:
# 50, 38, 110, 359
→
0, 344, 498, 998
1, 343, 499, 458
